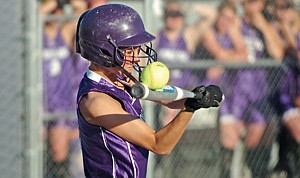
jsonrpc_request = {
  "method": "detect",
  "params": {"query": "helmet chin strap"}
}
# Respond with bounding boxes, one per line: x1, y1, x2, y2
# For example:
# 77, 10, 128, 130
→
116, 66, 139, 87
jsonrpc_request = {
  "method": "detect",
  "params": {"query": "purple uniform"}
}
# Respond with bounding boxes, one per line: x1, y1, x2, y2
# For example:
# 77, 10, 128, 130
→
43, 30, 77, 128
220, 19, 269, 124
280, 69, 300, 112
76, 70, 148, 178
202, 28, 238, 115
201, 27, 237, 91
279, 35, 300, 114
155, 31, 194, 89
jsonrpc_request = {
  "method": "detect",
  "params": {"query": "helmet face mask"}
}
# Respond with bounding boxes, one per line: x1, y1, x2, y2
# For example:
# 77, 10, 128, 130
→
121, 43, 157, 74
76, 4, 157, 73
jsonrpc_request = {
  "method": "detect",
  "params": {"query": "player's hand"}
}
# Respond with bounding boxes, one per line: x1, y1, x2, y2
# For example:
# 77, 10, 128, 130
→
205, 85, 223, 106
251, 12, 268, 31
184, 85, 223, 112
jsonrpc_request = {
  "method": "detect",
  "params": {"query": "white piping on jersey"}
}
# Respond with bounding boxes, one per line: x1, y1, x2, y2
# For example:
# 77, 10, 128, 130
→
86, 69, 138, 101
87, 69, 102, 83
100, 127, 116, 178
131, 98, 136, 105
89, 70, 140, 177
126, 142, 137, 178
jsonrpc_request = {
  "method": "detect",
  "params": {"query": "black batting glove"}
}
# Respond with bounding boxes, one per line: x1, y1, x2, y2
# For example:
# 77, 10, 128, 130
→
184, 85, 223, 112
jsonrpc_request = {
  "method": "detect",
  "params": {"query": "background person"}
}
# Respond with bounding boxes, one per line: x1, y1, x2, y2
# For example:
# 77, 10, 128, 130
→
218, 0, 285, 177
194, 1, 247, 177
271, 0, 300, 177
152, 2, 219, 177
39, 0, 87, 177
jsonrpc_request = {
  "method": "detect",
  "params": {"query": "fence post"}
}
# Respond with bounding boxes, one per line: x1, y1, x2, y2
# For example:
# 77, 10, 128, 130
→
24, 1, 44, 178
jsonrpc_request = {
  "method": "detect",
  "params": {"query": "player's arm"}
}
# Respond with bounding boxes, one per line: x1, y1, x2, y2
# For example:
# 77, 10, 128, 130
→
252, 12, 284, 60
154, 99, 186, 109
39, 0, 58, 15
61, 0, 88, 49
79, 91, 193, 155
184, 4, 217, 53
79, 86, 222, 155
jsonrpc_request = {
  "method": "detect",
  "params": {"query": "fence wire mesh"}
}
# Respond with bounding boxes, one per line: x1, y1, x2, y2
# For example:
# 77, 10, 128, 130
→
152, 64, 285, 178
0, 0, 23, 177
20, 0, 300, 178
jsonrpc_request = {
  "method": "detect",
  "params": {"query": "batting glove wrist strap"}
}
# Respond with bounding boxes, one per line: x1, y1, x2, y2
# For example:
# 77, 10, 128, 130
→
184, 85, 223, 112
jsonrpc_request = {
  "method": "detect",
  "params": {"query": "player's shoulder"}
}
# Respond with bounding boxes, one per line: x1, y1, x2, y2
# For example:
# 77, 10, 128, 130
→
84, 91, 119, 106
79, 91, 124, 121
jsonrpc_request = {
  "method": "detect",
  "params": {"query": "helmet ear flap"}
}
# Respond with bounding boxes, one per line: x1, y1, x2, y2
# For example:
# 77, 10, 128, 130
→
116, 49, 124, 64
106, 35, 125, 66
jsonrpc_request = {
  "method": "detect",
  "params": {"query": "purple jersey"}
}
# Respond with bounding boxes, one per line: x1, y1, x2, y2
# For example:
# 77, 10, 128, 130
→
279, 69, 300, 112
236, 19, 268, 99
214, 28, 234, 49
220, 20, 269, 123
71, 55, 90, 109
242, 19, 267, 61
202, 27, 236, 90
43, 30, 77, 127
279, 32, 300, 113
155, 31, 193, 89
77, 70, 148, 178
206, 28, 237, 113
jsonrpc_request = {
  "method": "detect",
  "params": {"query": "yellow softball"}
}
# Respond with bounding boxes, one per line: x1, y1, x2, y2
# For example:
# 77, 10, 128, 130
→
141, 62, 170, 89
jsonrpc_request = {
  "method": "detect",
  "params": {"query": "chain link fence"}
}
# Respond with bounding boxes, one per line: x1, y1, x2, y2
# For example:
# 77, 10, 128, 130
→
150, 61, 285, 178
0, 0, 23, 177
39, 5, 87, 178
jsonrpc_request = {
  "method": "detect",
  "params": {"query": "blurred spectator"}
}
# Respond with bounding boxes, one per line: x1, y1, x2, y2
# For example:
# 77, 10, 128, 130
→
152, 1, 217, 177
271, 0, 300, 177
216, 0, 285, 177
195, 0, 247, 84
273, 0, 299, 48
194, 1, 247, 177
39, 0, 87, 177
153, 0, 216, 125
273, 60, 300, 177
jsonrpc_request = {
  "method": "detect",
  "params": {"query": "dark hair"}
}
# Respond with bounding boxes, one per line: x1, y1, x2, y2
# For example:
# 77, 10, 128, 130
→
56, 0, 70, 9
164, 10, 184, 18
218, 1, 237, 14
163, 0, 184, 19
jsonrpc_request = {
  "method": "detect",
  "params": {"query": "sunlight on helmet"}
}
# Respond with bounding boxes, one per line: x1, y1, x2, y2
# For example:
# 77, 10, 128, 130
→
76, 4, 157, 70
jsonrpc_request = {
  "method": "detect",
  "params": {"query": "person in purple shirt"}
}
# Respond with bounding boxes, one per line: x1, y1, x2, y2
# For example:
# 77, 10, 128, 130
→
75, 4, 223, 178
197, 1, 247, 93
154, 1, 216, 90
217, 0, 284, 177
152, 0, 216, 141
150, 2, 217, 176
270, 1, 300, 177
40, 0, 87, 177
196, 2, 248, 177
273, 65, 300, 177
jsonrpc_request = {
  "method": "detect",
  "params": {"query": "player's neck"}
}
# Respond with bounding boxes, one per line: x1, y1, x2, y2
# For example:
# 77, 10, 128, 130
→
89, 64, 126, 89
165, 28, 182, 42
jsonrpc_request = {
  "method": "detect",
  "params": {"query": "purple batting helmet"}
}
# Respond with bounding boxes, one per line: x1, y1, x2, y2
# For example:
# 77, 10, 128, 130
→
76, 4, 157, 68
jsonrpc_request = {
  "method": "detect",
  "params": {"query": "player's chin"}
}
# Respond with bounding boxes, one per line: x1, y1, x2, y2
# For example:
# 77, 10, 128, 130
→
124, 66, 133, 73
